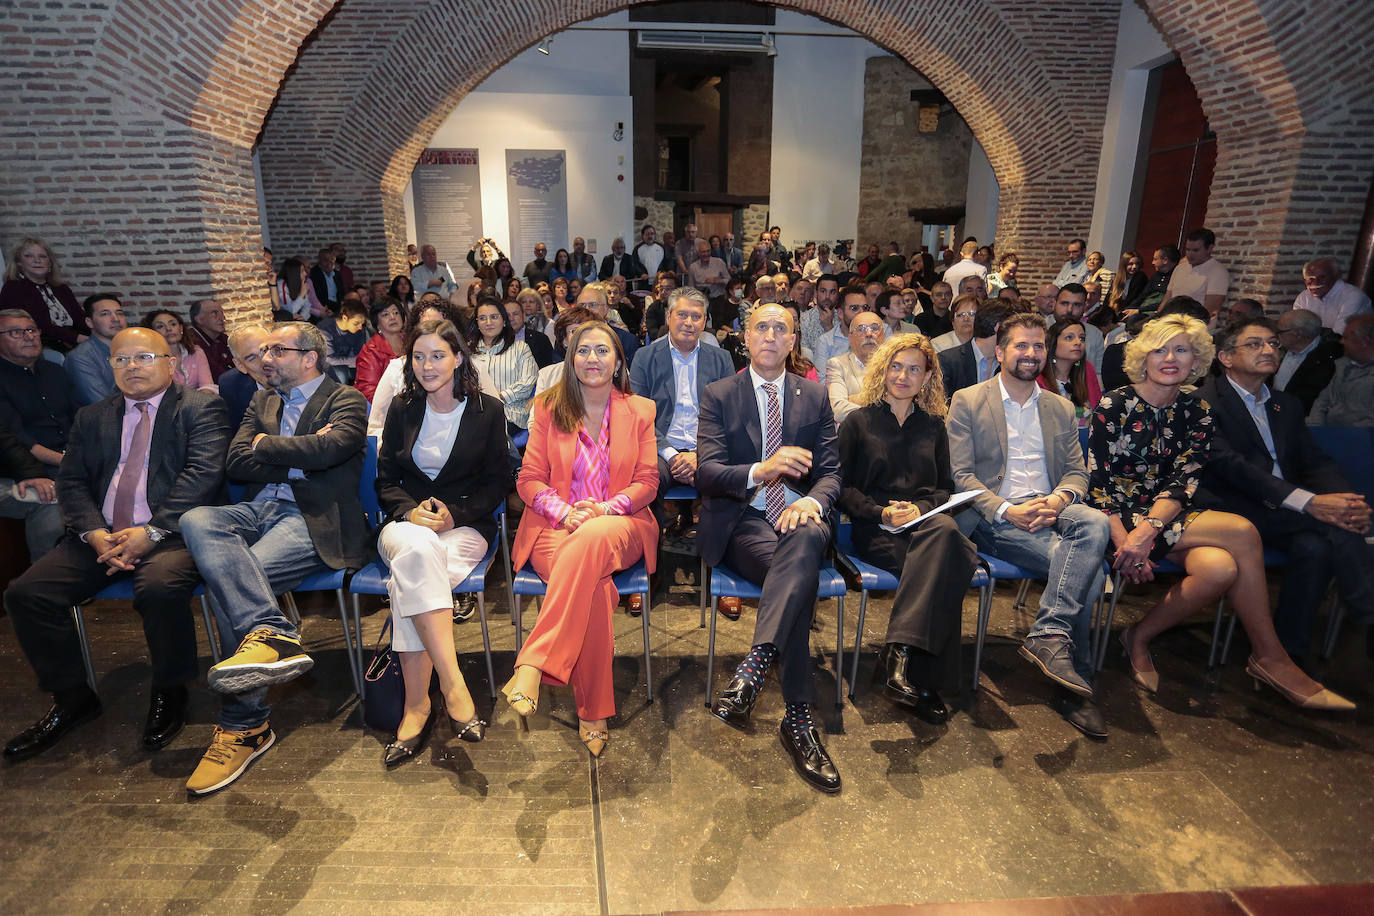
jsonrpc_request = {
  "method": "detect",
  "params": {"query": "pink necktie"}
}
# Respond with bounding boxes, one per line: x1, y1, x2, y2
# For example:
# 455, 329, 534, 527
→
762, 383, 785, 525
111, 402, 150, 531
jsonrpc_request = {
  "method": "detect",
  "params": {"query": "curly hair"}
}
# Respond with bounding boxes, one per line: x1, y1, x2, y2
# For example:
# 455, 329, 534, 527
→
1123, 314, 1214, 386
854, 332, 947, 419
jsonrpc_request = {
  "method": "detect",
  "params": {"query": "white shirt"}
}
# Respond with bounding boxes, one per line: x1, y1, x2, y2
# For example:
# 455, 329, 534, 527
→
1293, 279, 1371, 334
942, 258, 987, 294
995, 376, 1053, 517
1054, 258, 1090, 287
410, 261, 458, 298
743, 367, 821, 516
1166, 257, 1229, 303
1224, 376, 1313, 511
1274, 335, 1320, 393
412, 400, 467, 478
801, 257, 834, 282
368, 356, 499, 437
636, 242, 665, 278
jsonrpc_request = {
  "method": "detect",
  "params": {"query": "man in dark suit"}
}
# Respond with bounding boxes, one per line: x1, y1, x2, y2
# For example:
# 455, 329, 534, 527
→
0, 419, 63, 561
1273, 308, 1341, 415
697, 304, 844, 793
598, 236, 645, 286
3, 327, 231, 762
628, 288, 735, 528
216, 324, 271, 428
939, 302, 1010, 400
309, 247, 343, 313
180, 321, 369, 796
504, 299, 555, 368
1198, 318, 1373, 656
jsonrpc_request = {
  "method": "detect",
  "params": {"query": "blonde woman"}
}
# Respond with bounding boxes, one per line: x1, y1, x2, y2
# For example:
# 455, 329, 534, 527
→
837, 333, 978, 723
1088, 314, 1353, 710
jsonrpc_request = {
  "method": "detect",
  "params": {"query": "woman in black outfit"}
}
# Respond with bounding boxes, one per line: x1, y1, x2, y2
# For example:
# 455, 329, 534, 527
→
837, 332, 978, 723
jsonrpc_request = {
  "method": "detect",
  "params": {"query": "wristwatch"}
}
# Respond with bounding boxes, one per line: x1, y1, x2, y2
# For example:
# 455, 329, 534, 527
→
144, 524, 167, 543
1144, 516, 1165, 531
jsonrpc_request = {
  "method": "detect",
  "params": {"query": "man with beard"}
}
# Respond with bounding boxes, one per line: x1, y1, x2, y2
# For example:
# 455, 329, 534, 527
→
826, 310, 885, 425
946, 311, 1111, 739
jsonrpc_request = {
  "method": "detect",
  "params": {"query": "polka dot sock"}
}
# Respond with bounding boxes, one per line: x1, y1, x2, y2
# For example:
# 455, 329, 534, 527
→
734, 642, 778, 691
783, 702, 815, 742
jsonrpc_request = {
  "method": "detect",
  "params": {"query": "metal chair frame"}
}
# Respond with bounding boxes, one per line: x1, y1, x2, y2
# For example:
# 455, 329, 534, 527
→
70, 582, 219, 696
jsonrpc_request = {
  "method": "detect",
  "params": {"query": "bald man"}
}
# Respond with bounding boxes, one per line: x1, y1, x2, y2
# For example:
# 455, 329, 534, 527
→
4, 326, 231, 763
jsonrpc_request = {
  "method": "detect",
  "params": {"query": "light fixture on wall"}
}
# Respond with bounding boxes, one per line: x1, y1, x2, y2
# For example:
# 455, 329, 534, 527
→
537, 38, 552, 55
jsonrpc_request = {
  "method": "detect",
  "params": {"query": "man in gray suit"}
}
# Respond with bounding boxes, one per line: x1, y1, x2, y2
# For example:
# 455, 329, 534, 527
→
180, 321, 369, 796
4, 327, 231, 762
947, 311, 1111, 738
628, 287, 734, 523
825, 310, 883, 425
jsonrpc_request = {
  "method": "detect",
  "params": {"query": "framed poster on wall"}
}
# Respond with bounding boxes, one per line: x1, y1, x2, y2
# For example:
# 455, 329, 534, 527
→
506, 149, 568, 272
412, 148, 482, 281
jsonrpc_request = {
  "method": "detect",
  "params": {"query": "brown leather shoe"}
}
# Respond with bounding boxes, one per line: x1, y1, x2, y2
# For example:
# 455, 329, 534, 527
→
717, 596, 742, 621
626, 593, 644, 617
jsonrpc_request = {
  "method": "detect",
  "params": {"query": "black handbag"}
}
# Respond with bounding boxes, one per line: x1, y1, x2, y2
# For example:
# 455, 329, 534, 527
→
362, 617, 404, 733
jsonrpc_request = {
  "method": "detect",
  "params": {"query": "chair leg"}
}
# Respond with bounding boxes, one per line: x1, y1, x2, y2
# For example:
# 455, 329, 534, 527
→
848, 591, 869, 700
337, 589, 362, 699
972, 577, 994, 693
475, 592, 497, 700
698, 557, 707, 628
281, 592, 302, 627
1322, 597, 1345, 660
199, 595, 223, 663
1013, 579, 1032, 612
70, 604, 98, 696
705, 584, 718, 708
1208, 597, 1229, 669
514, 596, 529, 653
834, 594, 845, 709
1094, 574, 1124, 672
640, 588, 654, 703
501, 511, 517, 628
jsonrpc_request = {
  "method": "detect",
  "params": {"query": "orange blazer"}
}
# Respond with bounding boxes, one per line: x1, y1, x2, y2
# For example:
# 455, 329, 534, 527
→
512, 390, 661, 574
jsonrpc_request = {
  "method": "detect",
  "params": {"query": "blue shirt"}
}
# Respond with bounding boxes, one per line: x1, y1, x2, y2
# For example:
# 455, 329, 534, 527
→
1225, 375, 1313, 512
256, 372, 327, 503
662, 343, 700, 457
65, 336, 116, 406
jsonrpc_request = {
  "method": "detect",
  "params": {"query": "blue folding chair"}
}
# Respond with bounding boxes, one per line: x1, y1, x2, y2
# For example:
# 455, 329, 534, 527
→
70, 581, 218, 696
510, 560, 656, 701
833, 522, 992, 698
347, 510, 506, 701
662, 484, 707, 627
1307, 426, 1374, 658
703, 562, 849, 709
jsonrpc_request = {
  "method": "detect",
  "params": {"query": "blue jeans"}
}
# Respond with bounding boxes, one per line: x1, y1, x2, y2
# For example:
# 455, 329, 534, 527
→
181, 500, 329, 730
968, 502, 1109, 678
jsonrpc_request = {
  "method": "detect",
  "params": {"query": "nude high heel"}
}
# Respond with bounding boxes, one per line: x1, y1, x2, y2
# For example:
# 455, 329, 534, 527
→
501, 674, 537, 730
579, 722, 609, 758
1119, 627, 1160, 694
1246, 656, 1356, 712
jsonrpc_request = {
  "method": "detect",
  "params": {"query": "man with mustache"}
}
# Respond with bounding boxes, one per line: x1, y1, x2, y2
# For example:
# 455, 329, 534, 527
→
946, 311, 1111, 739
1197, 318, 1374, 657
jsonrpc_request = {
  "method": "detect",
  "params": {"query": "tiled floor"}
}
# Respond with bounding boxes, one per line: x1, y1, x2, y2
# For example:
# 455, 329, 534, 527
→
1, 544, 1371, 915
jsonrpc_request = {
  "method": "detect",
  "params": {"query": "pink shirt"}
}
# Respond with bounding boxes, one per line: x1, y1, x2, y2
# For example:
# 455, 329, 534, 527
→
531, 407, 633, 525
101, 388, 167, 529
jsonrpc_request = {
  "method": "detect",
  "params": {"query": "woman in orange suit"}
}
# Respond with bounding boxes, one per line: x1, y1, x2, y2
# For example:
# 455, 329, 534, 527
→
504, 321, 659, 757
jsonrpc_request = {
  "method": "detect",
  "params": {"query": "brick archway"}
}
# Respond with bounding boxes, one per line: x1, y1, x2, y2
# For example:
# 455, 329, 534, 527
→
1, 1, 1370, 318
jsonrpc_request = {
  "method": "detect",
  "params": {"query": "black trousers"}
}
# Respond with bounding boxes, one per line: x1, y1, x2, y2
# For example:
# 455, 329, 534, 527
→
722, 508, 831, 705
654, 454, 695, 525
852, 514, 978, 692
1252, 509, 1374, 654
4, 534, 202, 694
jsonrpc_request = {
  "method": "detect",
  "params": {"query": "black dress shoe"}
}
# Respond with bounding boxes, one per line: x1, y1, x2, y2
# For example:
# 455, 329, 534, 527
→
1052, 691, 1108, 740
911, 689, 950, 725
779, 723, 841, 794
4, 691, 103, 762
142, 685, 189, 751
383, 710, 437, 769
711, 676, 760, 731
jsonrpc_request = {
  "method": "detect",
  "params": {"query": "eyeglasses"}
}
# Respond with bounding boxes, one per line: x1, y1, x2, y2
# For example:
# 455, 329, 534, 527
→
852, 324, 884, 335
1230, 339, 1282, 352
260, 345, 311, 358
109, 353, 173, 368
1, 327, 40, 339
954, 311, 978, 319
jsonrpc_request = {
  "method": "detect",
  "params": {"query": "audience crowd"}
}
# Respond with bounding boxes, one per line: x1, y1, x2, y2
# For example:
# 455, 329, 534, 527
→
1, 224, 1371, 797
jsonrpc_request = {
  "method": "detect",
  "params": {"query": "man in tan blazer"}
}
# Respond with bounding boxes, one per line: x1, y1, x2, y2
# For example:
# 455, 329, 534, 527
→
825, 310, 884, 424
946, 311, 1111, 738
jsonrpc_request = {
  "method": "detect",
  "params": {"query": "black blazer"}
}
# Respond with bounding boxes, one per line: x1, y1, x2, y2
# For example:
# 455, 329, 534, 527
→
0, 420, 47, 481
226, 375, 370, 569
938, 340, 987, 401
599, 252, 644, 282
1195, 376, 1349, 516
57, 384, 231, 537
217, 368, 259, 428
696, 370, 841, 567
309, 265, 342, 308
375, 392, 509, 546
1273, 338, 1342, 415
521, 329, 557, 369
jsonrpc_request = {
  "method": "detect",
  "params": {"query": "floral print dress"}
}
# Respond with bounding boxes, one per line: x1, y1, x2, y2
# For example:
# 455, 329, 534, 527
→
1087, 386, 1212, 562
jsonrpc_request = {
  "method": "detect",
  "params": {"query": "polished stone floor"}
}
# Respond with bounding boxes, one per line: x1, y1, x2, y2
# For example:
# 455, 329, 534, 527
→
1, 545, 1371, 915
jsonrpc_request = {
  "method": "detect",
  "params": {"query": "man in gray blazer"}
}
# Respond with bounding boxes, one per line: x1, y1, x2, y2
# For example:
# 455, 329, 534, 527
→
180, 321, 369, 796
629, 288, 735, 515
825, 310, 883, 425
947, 311, 1111, 738
4, 327, 230, 762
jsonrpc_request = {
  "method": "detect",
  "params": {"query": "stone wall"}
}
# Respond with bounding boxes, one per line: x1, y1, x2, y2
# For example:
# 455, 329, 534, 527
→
635, 197, 676, 244
858, 58, 974, 261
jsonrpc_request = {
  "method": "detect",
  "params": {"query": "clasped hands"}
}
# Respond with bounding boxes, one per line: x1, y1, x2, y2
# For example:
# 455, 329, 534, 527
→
1111, 522, 1159, 584
408, 498, 455, 533
757, 447, 822, 533
1004, 494, 1065, 533
560, 499, 608, 532
89, 527, 156, 575
880, 500, 922, 528
1307, 492, 1371, 535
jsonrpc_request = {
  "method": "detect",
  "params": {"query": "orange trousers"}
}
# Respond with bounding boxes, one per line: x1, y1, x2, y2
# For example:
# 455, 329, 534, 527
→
516, 516, 645, 721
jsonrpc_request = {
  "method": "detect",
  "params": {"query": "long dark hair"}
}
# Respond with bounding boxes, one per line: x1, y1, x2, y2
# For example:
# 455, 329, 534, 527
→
553, 248, 571, 270
471, 295, 516, 354
389, 274, 415, 305
538, 321, 631, 434
1042, 318, 1089, 406
280, 257, 306, 300
400, 319, 482, 405
143, 308, 197, 354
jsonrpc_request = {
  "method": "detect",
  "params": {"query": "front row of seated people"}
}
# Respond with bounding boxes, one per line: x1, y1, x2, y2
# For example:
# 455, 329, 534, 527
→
1, 305, 1364, 796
